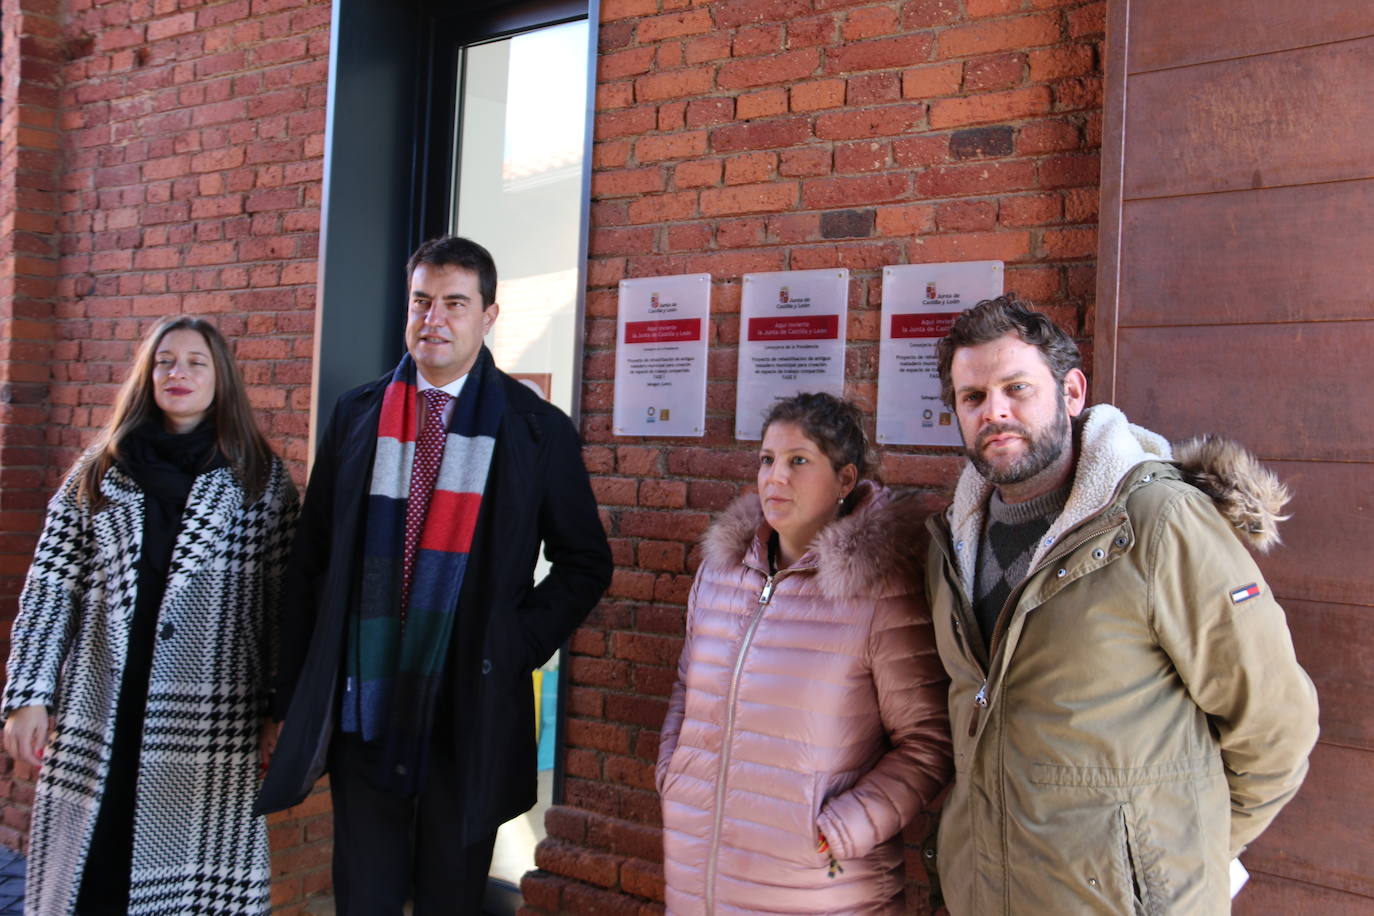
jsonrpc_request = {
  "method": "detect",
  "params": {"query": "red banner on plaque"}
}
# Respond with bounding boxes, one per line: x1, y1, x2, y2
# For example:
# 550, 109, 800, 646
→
624, 318, 702, 344
890, 312, 961, 339
747, 315, 840, 341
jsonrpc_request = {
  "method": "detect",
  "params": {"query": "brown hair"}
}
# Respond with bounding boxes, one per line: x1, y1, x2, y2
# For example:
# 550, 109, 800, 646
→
935, 294, 1082, 409
76, 316, 276, 510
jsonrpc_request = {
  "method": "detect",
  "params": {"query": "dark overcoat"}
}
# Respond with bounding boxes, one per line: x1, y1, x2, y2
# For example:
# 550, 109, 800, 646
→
257, 361, 612, 845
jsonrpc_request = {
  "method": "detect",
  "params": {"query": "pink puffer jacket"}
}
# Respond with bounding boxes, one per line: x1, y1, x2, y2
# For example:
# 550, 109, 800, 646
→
657, 483, 953, 915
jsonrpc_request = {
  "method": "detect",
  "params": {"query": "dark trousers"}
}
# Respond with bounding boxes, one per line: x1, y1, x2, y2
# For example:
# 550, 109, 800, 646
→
330, 733, 497, 916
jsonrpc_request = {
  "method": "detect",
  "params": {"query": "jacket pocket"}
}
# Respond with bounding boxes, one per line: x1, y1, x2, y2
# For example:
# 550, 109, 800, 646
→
482, 609, 534, 687
803, 771, 832, 868
1117, 804, 1151, 916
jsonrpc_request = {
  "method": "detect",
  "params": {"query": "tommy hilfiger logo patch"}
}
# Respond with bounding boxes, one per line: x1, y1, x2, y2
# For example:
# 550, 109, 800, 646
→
1230, 583, 1261, 604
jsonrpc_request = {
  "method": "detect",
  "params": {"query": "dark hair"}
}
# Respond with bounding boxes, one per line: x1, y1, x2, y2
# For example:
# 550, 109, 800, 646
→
935, 294, 1082, 409
404, 236, 498, 307
762, 392, 874, 485
76, 316, 276, 510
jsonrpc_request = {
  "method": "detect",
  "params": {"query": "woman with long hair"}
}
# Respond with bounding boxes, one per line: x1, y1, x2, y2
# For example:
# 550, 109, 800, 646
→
657, 392, 953, 914
2, 316, 298, 915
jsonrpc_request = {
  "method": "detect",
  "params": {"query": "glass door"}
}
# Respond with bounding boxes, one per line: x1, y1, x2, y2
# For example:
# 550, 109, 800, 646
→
454, 19, 590, 418
449, 13, 591, 899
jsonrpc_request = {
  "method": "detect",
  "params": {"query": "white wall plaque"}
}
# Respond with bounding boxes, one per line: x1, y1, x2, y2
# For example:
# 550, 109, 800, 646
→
735, 269, 849, 440
613, 273, 710, 437
876, 261, 1003, 446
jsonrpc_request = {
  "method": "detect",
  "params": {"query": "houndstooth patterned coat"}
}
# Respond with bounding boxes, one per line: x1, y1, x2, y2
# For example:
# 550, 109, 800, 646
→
1, 459, 298, 915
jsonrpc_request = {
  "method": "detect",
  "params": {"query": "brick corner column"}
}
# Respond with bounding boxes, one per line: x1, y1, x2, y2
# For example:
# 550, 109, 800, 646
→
0, 0, 65, 855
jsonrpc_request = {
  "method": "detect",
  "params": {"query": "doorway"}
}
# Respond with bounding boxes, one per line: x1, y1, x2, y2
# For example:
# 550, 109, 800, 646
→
441, 5, 594, 909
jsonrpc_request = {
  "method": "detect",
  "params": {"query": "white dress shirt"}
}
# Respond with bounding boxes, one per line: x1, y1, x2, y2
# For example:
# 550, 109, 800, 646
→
416, 371, 467, 428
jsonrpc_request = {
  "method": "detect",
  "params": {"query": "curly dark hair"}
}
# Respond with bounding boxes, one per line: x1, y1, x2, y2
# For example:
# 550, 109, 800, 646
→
762, 392, 875, 486
935, 295, 1082, 409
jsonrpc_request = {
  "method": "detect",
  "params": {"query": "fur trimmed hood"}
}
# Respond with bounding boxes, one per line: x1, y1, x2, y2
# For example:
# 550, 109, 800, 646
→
701, 481, 928, 600
1174, 434, 1290, 553
945, 404, 1290, 597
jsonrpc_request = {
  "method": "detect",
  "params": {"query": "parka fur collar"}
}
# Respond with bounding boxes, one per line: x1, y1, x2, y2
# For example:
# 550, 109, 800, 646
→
702, 481, 927, 600
945, 404, 1290, 597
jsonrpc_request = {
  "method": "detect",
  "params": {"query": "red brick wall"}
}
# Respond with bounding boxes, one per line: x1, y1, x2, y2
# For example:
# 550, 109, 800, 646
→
525, 1, 1104, 913
0, 0, 332, 910
2, 0, 1105, 911
0, 0, 65, 851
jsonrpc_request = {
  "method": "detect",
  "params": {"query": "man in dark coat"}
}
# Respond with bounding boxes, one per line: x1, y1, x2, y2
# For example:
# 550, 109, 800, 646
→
258, 236, 612, 914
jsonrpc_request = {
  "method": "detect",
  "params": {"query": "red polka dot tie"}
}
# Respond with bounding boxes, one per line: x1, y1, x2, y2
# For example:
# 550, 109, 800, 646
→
400, 387, 451, 619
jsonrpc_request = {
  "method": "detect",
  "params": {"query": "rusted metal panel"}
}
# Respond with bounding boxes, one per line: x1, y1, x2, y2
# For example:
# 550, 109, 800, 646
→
1124, 37, 1374, 199
1129, 0, 1374, 73
1284, 600, 1374, 750
1235, 871, 1374, 916
1119, 181, 1374, 327
1241, 743, 1374, 900
1256, 462, 1374, 610
1092, 0, 1132, 407
1113, 323, 1374, 463
1260, 462, 1373, 610
1097, 1, 1373, 908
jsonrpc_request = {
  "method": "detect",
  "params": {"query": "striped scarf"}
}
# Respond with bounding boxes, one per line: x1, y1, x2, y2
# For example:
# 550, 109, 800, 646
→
341, 346, 504, 794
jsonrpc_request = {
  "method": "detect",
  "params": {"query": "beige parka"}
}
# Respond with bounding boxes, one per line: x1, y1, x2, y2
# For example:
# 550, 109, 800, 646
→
926, 405, 1319, 915
657, 483, 953, 915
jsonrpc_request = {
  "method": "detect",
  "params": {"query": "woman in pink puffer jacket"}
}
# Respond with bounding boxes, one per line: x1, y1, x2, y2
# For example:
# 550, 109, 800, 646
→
657, 393, 953, 915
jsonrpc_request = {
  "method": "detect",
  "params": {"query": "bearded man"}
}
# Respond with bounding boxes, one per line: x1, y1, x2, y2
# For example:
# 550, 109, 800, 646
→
925, 295, 1318, 914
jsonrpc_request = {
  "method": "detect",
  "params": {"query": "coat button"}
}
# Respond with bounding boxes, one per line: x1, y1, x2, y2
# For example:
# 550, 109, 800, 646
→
481, 659, 492, 675
1087, 876, 1099, 888
1056, 568, 1067, 578
1092, 548, 1105, 560
160, 623, 175, 639
1114, 535, 1129, 547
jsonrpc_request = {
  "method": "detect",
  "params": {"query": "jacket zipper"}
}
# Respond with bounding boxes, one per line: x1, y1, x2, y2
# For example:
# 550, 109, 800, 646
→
928, 524, 989, 735
966, 514, 1126, 737
704, 571, 780, 914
